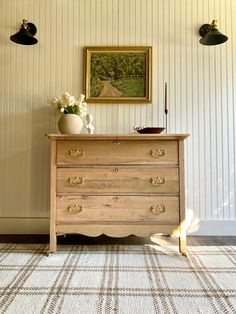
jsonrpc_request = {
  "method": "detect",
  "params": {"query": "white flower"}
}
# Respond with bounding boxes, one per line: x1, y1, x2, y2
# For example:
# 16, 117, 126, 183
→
78, 94, 85, 103
61, 92, 74, 107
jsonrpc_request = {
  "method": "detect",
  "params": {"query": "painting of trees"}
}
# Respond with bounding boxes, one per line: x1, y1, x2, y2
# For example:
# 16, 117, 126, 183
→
84, 47, 152, 103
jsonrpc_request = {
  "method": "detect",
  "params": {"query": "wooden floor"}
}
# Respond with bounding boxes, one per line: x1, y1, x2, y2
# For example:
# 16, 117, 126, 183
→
0, 234, 236, 246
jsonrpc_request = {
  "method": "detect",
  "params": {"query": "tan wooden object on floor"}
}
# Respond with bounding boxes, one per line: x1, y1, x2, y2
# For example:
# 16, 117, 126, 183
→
47, 134, 189, 254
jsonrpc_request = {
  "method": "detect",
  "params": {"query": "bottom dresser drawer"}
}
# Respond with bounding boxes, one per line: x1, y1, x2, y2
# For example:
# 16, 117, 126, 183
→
56, 195, 179, 223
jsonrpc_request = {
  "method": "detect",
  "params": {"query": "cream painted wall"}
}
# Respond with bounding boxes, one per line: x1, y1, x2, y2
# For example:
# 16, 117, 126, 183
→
0, 0, 236, 235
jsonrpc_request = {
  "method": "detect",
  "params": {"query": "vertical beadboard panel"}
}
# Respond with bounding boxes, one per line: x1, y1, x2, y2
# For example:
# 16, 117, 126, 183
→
0, 0, 236, 232
227, 0, 236, 220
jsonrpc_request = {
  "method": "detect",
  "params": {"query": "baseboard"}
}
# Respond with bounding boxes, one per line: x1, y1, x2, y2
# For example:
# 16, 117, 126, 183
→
187, 220, 236, 236
0, 218, 49, 234
0, 218, 236, 236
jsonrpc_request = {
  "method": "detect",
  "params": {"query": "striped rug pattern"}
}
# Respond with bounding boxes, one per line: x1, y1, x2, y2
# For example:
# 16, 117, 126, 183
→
0, 244, 236, 314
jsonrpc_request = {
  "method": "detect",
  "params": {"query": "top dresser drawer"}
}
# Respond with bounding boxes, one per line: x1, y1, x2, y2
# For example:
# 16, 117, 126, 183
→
56, 140, 178, 165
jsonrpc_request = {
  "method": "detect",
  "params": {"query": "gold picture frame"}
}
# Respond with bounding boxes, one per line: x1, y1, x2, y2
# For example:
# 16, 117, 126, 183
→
83, 46, 152, 103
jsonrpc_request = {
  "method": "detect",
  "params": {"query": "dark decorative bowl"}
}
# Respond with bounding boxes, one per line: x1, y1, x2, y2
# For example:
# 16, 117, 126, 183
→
133, 126, 165, 134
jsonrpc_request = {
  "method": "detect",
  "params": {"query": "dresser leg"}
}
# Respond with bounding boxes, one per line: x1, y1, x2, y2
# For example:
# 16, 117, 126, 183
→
49, 233, 57, 253
179, 233, 187, 256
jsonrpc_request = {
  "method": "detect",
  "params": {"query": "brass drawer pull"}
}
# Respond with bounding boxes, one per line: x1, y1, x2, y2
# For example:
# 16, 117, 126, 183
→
150, 177, 166, 185
68, 204, 83, 214
113, 140, 120, 145
150, 149, 165, 158
113, 168, 119, 172
68, 176, 83, 185
151, 205, 166, 215
68, 149, 84, 157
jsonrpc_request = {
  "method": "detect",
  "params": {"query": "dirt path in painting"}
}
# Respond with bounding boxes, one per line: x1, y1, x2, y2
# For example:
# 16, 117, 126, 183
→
99, 81, 123, 97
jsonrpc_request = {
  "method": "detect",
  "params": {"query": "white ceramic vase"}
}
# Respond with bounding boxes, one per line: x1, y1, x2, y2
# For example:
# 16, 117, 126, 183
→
58, 114, 83, 134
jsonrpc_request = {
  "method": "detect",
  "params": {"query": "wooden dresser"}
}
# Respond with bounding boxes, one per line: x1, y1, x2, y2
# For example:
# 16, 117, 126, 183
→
47, 134, 189, 254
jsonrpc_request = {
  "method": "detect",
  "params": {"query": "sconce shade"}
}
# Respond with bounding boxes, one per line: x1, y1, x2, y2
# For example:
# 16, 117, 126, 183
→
10, 20, 38, 45
199, 20, 228, 46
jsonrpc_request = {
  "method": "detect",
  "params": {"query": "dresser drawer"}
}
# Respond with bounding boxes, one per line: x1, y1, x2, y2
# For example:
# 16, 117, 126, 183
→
57, 167, 179, 194
56, 140, 178, 165
56, 195, 179, 223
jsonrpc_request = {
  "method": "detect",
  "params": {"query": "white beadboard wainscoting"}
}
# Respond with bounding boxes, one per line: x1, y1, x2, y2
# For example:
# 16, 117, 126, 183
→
0, 0, 235, 235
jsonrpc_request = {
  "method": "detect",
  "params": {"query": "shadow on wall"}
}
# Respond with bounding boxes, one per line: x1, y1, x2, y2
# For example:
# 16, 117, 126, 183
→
0, 106, 57, 218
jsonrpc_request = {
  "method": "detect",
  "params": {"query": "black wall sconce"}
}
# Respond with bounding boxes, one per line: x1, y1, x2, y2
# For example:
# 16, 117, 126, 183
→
10, 19, 38, 45
199, 20, 228, 45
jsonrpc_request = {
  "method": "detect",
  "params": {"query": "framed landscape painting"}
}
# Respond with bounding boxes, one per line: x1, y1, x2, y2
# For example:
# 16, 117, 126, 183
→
83, 46, 152, 103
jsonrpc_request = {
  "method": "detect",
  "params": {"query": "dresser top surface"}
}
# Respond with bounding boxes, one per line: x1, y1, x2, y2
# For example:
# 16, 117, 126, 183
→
47, 133, 189, 141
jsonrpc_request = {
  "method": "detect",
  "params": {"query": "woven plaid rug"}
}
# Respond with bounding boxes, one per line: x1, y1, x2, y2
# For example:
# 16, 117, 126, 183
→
0, 243, 236, 314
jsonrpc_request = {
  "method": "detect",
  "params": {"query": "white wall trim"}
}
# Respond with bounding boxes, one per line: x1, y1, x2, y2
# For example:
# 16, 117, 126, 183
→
0, 218, 50, 234
1, 218, 236, 236
187, 220, 236, 236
